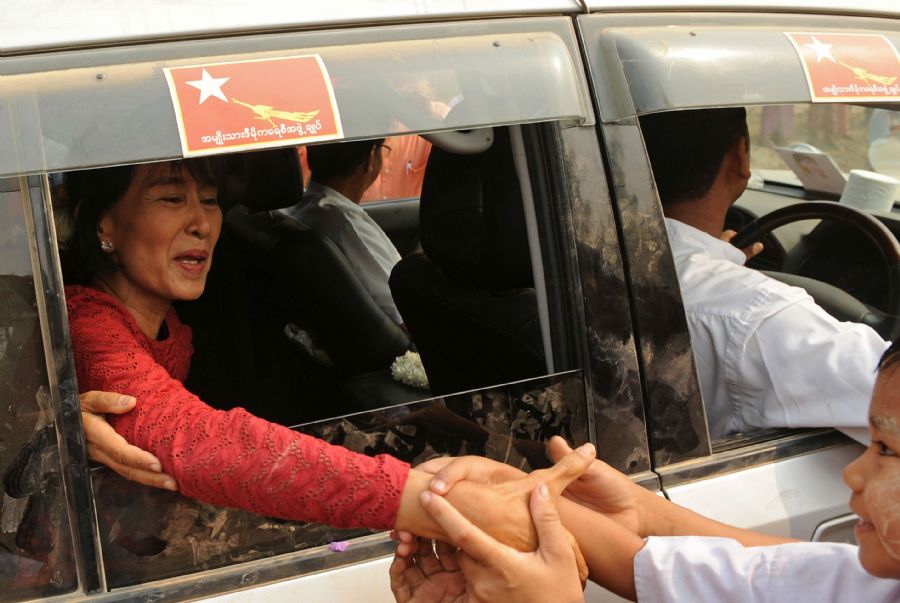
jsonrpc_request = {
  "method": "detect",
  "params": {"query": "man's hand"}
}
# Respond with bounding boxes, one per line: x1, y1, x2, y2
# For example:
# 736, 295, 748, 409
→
547, 436, 652, 536
720, 229, 764, 261
80, 391, 176, 491
392, 483, 585, 603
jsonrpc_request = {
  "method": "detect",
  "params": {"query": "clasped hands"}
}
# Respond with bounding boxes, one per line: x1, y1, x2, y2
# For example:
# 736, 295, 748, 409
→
390, 436, 652, 603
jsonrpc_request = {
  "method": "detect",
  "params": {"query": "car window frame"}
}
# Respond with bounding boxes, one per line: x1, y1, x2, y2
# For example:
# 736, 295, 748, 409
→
5, 20, 650, 601
576, 11, 898, 476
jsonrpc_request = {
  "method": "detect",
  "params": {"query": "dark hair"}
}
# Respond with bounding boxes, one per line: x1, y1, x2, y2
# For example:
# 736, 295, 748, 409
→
63, 159, 216, 283
879, 339, 900, 371
638, 108, 748, 205
306, 139, 384, 183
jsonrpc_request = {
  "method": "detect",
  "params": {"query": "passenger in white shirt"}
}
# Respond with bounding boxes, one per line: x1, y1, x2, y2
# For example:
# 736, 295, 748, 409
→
280, 139, 405, 326
638, 107, 888, 442
390, 344, 900, 602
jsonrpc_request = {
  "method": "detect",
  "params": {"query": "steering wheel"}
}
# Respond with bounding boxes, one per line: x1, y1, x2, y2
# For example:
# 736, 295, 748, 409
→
732, 201, 900, 342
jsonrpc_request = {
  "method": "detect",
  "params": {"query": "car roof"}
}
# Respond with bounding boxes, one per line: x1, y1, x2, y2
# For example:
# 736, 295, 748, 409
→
1, 0, 897, 55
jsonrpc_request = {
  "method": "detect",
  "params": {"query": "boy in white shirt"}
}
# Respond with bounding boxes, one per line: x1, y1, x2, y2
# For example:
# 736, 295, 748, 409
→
391, 342, 900, 602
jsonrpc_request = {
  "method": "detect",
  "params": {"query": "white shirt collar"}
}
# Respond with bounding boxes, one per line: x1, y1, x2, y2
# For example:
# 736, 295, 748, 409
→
664, 217, 747, 266
304, 181, 363, 214
281, 181, 362, 223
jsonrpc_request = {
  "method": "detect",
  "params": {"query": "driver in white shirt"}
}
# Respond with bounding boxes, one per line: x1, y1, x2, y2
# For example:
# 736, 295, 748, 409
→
281, 139, 405, 327
639, 107, 889, 443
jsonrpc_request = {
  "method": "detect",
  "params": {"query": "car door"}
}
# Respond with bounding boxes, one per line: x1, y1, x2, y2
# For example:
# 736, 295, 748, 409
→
0, 12, 655, 601
576, 9, 898, 542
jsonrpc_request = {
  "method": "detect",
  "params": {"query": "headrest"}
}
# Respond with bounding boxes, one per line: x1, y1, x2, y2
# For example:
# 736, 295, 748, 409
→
217, 148, 302, 214
419, 127, 533, 290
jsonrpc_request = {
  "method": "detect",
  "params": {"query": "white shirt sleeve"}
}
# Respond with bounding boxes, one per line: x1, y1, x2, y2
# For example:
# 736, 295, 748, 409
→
735, 296, 888, 444
634, 536, 900, 603
290, 187, 404, 326
330, 214, 404, 325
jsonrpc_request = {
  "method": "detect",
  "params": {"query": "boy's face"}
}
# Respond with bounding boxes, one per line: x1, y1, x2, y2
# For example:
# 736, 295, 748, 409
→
844, 362, 900, 578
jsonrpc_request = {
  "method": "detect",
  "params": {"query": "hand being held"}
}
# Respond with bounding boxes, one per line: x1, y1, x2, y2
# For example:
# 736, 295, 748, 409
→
80, 391, 177, 491
437, 444, 595, 582
394, 455, 527, 556
390, 483, 585, 603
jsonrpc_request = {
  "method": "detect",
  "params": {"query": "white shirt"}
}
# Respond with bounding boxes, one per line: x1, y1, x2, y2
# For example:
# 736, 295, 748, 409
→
665, 218, 887, 443
281, 182, 403, 325
634, 536, 900, 603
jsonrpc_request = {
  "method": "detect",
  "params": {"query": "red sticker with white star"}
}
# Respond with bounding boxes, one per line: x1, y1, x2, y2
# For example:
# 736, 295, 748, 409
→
785, 33, 900, 102
163, 55, 343, 157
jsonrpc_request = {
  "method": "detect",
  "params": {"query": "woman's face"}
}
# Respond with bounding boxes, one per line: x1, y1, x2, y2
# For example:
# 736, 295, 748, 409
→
97, 162, 221, 310
844, 363, 900, 578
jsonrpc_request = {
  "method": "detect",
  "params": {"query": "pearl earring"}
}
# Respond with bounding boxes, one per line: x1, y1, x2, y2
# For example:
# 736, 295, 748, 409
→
100, 240, 114, 253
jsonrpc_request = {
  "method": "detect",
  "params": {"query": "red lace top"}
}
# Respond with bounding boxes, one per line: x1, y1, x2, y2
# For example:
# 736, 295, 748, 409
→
66, 285, 409, 529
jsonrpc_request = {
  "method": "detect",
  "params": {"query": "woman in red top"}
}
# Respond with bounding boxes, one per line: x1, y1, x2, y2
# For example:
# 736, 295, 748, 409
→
62, 158, 589, 548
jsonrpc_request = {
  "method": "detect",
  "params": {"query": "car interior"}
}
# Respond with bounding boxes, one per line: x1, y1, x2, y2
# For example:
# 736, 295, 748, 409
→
729, 103, 900, 343
79, 125, 557, 428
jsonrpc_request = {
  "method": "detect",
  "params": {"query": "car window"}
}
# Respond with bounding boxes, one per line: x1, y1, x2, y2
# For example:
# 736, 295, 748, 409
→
297, 134, 433, 204
9, 15, 646, 596
0, 177, 79, 600
748, 104, 899, 198
582, 11, 900, 467
0, 18, 589, 178
65, 122, 594, 588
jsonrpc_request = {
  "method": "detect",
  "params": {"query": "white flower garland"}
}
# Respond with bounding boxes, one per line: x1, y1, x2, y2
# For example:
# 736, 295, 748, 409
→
391, 351, 429, 390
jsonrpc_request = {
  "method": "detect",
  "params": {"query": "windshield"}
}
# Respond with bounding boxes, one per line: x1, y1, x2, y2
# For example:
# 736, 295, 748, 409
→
748, 104, 900, 206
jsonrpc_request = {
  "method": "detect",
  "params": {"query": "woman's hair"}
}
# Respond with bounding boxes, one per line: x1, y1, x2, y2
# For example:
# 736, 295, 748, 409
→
63, 159, 217, 283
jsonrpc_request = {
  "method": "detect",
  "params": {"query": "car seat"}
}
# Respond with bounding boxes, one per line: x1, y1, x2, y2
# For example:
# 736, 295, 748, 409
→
177, 148, 309, 422
224, 205, 412, 378
388, 126, 545, 396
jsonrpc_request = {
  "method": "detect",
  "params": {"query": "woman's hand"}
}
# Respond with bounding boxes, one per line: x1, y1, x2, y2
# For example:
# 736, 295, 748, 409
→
80, 391, 177, 491
394, 455, 529, 556
439, 445, 594, 581
416, 455, 527, 495
421, 438, 653, 537
392, 483, 585, 603
395, 445, 594, 581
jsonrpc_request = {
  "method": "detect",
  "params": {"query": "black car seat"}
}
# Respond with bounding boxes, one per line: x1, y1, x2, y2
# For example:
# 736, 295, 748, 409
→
224, 205, 411, 377
177, 148, 315, 423
388, 127, 545, 396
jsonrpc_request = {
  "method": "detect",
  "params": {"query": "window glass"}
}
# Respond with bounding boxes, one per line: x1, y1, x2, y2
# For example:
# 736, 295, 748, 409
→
297, 134, 433, 204
0, 18, 588, 176
748, 104, 899, 196
0, 177, 77, 599
56, 122, 591, 587
360, 136, 432, 203
93, 372, 587, 587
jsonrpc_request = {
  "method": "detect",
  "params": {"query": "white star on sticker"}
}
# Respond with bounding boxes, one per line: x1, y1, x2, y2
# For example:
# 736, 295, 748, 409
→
185, 68, 230, 104
805, 36, 836, 63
